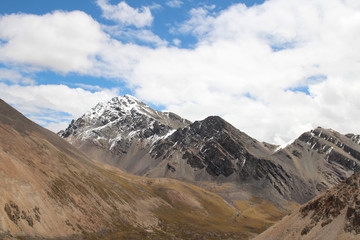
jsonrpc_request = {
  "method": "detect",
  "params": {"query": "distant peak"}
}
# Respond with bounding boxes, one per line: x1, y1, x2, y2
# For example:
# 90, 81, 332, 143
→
203, 116, 227, 125
102, 95, 146, 111
191, 115, 232, 134
310, 127, 336, 135
312, 126, 337, 132
203, 116, 237, 129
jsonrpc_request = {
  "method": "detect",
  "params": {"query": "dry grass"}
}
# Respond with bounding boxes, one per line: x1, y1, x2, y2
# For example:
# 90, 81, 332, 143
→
233, 196, 298, 234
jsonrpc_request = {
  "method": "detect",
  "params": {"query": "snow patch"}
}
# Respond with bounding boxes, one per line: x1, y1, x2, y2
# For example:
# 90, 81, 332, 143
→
163, 129, 176, 140
240, 156, 246, 168
275, 138, 296, 152
326, 146, 333, 155
109, 135, 123, 150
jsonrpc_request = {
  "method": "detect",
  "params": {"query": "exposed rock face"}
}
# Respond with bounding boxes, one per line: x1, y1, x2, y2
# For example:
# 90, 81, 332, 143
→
149, 116, 313, 203
254, 172, 360, 240
151, 116, 257, 177
299, 174, 360, 235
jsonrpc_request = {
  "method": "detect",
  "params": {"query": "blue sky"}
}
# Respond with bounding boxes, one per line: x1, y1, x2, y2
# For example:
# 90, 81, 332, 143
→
1, 0, 360, 144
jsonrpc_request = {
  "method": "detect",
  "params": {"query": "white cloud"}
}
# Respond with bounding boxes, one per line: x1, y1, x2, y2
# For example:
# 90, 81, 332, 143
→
129, 29, 168, 47
172, 38, 181, 46
45, 120, 74, 134
90, 38, 150, 79
73, 83, 103, 91
0, 83, 119, 132
96, 1, 167, 48
0, 68, 35, 85
97, 0, 153, 27
175, 6, 216, 38
166, 0, 183, 8
0, 11, 107, 73
0, 10, 152, 77
102, 25, 168, 47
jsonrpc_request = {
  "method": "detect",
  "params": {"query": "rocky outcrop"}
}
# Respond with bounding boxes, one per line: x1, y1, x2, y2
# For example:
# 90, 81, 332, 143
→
4, 201, 39, 227
299, 172, 360, 235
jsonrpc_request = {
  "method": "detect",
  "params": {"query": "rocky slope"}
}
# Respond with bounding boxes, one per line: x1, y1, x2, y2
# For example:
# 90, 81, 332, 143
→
254, 171, 360, 240
148, 116, 313, 204
151, 122, 360, 204
273, 127, 360, 198
60, 96, 360, 206
0, 98, 288, 240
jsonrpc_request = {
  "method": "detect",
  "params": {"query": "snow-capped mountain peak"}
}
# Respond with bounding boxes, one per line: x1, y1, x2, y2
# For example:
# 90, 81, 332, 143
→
82, 95, 150, 125
59, 95, 191, 168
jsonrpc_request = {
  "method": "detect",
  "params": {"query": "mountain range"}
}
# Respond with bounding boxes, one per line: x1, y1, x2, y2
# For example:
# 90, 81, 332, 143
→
60, 95, 360, 206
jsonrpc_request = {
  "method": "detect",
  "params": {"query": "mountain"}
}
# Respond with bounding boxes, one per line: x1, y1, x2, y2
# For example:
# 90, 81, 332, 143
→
254, 171, 360, 240
149, 118, 360, 204
148, 115, 313, 204
59, 95, 191, 174
0, 98, 288, 239
60, 96, 360, 206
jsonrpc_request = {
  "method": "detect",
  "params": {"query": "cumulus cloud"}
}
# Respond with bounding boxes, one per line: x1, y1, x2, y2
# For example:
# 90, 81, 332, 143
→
90, 38, 149, 79
175, 5, 216, 37
97, 0, 153, 27
0, 11, 106, 73
0, 68, 35, 85
96, 1, 167, 47
0, 83, 119, 132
